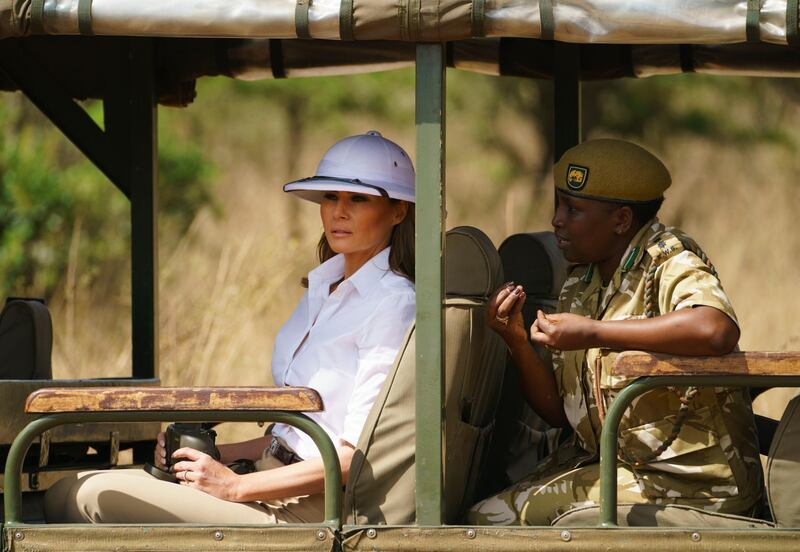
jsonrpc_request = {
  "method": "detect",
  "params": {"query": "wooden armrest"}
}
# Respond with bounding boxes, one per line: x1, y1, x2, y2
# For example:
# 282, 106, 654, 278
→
613, 351, 800, 377
25, 387, 322, 414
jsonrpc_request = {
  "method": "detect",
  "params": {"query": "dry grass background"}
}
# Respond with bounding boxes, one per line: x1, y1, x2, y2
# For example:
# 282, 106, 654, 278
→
45, 72, 800, 441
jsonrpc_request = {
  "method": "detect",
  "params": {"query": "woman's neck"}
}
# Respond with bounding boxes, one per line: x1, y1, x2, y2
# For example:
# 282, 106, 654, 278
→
342, 244, 389, 279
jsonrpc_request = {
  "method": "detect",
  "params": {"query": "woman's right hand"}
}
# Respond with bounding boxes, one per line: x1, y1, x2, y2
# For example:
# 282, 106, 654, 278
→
486, 283, 528, 346
154, 431, 167, 469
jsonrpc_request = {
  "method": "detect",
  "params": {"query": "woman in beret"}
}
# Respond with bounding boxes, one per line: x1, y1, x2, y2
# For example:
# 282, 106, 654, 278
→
469, 139, 761, 526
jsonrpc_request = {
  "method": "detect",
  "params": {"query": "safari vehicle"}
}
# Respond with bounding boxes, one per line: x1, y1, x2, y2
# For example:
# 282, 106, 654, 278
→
2, 0, 800, 550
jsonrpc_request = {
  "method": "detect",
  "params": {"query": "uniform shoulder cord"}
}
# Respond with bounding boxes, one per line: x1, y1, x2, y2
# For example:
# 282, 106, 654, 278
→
598, 237, 718, 467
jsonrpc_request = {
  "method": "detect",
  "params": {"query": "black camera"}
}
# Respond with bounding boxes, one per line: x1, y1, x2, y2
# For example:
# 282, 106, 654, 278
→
143, 423, 220, 483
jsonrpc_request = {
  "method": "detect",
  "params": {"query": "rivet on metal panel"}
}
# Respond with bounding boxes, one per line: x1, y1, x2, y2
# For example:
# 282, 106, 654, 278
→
366, 528, 378, 539
691, 532, 701, 542
560, 530, 572, 542
14, 531, 24, 541
316, 530, 327, 541
466, 529, 477, 539
213, 530, 224, 541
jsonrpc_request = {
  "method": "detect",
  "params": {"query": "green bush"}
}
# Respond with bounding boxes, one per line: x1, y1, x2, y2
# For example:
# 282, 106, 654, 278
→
0, 98, 215, 298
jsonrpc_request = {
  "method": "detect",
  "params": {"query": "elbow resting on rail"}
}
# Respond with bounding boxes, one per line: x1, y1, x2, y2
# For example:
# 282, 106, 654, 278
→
699, 309, 740, 356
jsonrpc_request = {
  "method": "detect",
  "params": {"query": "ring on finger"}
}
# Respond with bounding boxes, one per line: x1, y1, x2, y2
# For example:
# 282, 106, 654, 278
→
495, 315, 510, 326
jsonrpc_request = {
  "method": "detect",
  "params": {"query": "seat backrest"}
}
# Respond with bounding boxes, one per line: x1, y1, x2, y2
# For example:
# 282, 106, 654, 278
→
0, 298, 53, 380
498, 231, 567, 329
479, 232, 569, 496
344, 226, 506, 525
767, 393, 800, 527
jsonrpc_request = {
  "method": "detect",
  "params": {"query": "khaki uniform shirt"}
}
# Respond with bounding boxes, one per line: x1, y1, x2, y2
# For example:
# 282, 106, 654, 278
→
553, 218, 762, 509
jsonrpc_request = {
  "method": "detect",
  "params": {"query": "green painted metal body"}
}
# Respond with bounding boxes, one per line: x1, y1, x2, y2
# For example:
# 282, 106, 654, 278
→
4, 525, 338, 552
3, 411, 342, 527
599, 375, 800, 527
7, 524, 800, 552
414, 43, 446, 527
339, 526, 800, 550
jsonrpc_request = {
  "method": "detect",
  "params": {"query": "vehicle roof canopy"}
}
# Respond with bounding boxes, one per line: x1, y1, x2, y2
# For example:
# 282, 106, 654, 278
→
2, 1, 800, 104
4, 0, 800, 45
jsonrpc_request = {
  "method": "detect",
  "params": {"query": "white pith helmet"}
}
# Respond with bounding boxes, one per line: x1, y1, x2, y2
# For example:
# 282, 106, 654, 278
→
283, 131, 415, 203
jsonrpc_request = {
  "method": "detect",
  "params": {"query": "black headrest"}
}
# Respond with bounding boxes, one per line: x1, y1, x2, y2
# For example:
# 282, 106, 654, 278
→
0, 298, 53, 380
499, 232, 568, 299
445, 226, 503, 298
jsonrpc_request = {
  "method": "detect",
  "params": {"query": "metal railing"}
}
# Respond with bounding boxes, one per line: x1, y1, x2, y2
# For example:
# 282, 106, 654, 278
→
4, 410, 342, 527
598, 374, 800, 527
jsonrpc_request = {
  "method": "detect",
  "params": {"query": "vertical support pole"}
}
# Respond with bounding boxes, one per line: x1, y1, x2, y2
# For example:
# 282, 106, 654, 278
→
106, 39, 159, 380
415, 43, 446, 526
553, 43, 581, 162
130, 40, 159, 380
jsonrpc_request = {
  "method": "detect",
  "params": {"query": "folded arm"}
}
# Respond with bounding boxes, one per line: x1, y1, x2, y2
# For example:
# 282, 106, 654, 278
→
531, 306, 739, 356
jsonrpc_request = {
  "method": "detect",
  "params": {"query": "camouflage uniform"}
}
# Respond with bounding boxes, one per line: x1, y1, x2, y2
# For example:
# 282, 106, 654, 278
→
469, 219, 763, 526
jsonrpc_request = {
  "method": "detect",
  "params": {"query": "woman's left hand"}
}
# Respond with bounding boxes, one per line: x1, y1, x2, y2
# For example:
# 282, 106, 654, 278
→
171, 448, 241, 501
530, 309, 598, 351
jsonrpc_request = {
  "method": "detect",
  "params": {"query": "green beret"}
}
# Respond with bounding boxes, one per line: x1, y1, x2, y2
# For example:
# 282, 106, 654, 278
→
554, 139, 671, 203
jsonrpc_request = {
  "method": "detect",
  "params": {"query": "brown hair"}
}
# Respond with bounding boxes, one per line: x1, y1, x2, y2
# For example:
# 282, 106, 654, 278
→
303, 202, 415, 286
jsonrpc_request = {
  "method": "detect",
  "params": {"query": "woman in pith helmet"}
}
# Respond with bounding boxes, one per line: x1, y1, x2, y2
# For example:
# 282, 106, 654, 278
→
46, 131, 416, 524
469, 139, 762, 526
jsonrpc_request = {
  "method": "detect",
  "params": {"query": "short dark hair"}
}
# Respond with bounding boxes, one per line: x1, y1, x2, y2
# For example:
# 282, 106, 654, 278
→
627, 198, 663, 226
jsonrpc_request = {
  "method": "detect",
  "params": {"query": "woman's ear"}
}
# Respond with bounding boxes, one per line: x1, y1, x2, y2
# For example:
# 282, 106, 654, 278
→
392, 201, 409, 225
614, 206, 634, 235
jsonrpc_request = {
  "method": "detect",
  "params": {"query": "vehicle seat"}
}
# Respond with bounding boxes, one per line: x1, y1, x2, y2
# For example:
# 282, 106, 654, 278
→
479, 232, 569, 496
552, 393, 800, 527
0, 298, 160, 505
344, 226, 506, 525
0, 298, 53, 380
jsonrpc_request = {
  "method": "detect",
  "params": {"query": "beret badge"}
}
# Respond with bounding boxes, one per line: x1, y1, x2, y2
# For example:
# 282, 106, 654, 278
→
566, 164, 589, 191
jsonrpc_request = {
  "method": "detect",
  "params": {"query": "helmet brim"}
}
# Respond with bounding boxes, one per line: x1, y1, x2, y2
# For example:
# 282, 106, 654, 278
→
283, 178, 415, 204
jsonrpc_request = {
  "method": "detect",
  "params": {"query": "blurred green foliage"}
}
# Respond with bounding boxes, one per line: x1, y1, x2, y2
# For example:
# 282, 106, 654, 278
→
1, 67, 798, 300
0, 98, 214, 298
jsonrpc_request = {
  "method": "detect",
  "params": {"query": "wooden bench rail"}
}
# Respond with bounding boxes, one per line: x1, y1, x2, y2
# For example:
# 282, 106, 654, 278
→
613, 351, 800, 377
25, 387, 323, 414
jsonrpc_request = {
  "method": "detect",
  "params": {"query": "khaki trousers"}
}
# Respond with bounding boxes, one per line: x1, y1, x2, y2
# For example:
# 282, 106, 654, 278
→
467, 461, 756, 526
44, 455, 325, 524
467, 463, 649, 526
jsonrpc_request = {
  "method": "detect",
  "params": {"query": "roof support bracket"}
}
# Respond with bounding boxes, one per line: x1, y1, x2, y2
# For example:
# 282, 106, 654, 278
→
0, 40, 129, 196
0, 38, 159, 388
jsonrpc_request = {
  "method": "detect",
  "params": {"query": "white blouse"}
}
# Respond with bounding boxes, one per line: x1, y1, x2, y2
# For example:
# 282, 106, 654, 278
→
270, 247, 415, 460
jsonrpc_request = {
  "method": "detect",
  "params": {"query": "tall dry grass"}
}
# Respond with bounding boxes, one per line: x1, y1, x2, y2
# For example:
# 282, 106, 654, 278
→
47, 74, 800, 440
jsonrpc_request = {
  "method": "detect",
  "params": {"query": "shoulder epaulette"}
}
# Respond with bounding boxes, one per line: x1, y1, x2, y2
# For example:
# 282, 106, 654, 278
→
645, 231, 685, 267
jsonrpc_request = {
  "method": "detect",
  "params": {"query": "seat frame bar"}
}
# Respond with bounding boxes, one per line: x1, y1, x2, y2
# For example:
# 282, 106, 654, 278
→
3, 410, 342, 527
599, 374, 800, 527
